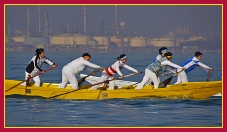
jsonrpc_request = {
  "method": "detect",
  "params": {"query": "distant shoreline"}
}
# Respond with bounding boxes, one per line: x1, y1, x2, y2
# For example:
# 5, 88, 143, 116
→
5, 43, 222, 54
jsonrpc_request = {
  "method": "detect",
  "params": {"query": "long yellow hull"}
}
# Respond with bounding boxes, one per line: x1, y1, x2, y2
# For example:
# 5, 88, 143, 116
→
5, 79, 222, 100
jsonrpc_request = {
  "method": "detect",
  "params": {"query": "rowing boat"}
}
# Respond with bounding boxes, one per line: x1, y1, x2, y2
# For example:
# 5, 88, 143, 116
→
5, 78, 222, 100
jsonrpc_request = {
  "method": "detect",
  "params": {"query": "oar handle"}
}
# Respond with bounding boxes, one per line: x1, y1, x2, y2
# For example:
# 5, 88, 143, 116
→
173, 68, 185, 76
79, 69, 103, 80
29, 66, 56, 79
107, 72, 141, 83
159, 68, 185, 86
119, 73, 135, 79
158, 72, 172, 77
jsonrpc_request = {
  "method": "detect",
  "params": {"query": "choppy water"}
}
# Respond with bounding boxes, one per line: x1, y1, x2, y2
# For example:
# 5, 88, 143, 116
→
5, 51, 222, 127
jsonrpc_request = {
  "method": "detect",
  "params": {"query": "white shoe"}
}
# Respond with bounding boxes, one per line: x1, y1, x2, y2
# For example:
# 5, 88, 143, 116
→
135, 87, 142, 90
20, 83, 26, 86
72, 87, 78, 90
89, 87, 97, 90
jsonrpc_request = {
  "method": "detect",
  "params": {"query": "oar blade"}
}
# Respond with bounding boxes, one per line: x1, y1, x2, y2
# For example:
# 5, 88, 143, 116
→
161, 76, 173, 87
206, 70, 212, 82
78, 69, 103, 87
78, 76, 86, 87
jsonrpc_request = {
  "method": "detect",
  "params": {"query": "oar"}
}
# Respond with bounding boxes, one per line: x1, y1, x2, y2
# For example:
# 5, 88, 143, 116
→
159, 69, 185, 87
48, 72, 140, 99
96, 72, 141, 99
5, 66, 56, 92
78, 69, 103, 87
206, 69, 213, 81
110, 72, 140, 82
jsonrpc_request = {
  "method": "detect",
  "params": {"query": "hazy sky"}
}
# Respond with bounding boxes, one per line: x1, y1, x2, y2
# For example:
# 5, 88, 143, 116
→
5, 5, 222, 37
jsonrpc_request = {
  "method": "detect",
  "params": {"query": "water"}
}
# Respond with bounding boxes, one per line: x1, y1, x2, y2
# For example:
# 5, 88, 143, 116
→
5, 51, 222, 127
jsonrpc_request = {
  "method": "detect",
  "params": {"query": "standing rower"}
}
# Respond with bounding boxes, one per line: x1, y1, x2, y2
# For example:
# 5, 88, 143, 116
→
136, 52, 185, 89
22, 48, 57, 87
175, 51, 213, 84
58, 53, 104, 89
91, 54, 140, 90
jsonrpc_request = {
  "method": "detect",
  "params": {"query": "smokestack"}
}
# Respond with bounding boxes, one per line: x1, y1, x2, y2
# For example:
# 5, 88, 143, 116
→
27, 8, 30, 36
83, 6, 86, 34
44, 12, 49, 36
115, 5, 119, 37
38, 5, 41, 35
49, 17, 52, 34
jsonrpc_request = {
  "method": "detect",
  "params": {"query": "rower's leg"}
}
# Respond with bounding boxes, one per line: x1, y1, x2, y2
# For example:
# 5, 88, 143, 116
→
59, 69, 69, 88
67, 73, 79, 89
91, 72, 108, 90
33, 76, 41, 87
136, 69, 150, 89
108, 77, 115, 90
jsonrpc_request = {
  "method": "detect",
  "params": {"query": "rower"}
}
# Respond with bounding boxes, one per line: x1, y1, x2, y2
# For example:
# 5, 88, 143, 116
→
174, 51, 213, 84
136, 52, 186, 89
91, 54, 140, 90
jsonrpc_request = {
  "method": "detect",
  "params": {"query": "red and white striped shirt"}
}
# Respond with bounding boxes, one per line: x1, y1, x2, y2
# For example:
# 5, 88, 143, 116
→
105, 60, 138, 76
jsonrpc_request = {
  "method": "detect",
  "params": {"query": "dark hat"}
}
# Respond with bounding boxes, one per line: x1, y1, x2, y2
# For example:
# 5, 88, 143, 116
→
35, 48, 44, 55
164, 52, 172, 60
82, 53, 91, 57
159, 47, 168, 54
117, 54, 127, 60
195, 51, 202, 57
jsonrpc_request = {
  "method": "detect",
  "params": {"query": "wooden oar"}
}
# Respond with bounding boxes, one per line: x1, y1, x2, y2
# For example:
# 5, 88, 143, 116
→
5, 66, 56, 92
96, 72, 140, 99
206, 69, 213, 81
48, 72, 140, 99
78, 69, 103, 87
159, 69, 185, 87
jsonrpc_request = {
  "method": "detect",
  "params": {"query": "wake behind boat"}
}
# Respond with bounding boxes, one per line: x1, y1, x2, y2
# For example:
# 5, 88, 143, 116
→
5, 77, 222, 100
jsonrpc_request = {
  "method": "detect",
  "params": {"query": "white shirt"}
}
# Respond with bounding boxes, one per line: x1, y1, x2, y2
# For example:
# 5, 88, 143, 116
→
108, 60, 138, 76
184, 57, 210, 68
64, 57, 100, 74
161, 60, 183, 73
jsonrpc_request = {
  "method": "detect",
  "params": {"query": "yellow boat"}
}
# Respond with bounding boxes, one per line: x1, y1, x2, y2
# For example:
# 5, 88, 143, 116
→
5, 79, 222, 100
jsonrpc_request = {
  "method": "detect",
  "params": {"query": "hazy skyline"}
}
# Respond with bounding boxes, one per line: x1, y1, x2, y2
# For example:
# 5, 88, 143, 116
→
5, 5, 222, 37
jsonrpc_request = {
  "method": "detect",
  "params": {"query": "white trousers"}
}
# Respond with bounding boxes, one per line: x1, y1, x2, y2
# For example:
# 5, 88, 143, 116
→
136, 69, 160, 89
92, 71, 115, 90
58, 67, 78, 89
22, 72, 41, 86
175, 69, 188, 84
